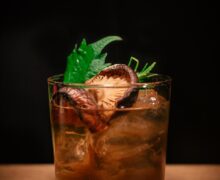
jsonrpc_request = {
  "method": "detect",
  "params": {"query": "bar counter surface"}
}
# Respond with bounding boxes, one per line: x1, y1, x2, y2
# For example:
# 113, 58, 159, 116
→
0, 164, 219, 180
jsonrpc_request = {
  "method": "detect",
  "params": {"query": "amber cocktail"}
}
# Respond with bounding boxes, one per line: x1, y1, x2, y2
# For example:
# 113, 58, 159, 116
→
48, 74, 171, 180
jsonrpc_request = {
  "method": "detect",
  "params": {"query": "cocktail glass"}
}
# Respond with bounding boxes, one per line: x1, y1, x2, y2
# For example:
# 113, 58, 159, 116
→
48, 74, 171, 180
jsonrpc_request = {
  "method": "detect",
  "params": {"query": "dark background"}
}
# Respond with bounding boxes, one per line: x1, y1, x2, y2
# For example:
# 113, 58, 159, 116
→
0, 1, 219, 164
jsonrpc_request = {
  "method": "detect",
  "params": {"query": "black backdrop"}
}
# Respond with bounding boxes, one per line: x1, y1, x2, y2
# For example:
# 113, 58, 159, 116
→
0, 1, 219, 163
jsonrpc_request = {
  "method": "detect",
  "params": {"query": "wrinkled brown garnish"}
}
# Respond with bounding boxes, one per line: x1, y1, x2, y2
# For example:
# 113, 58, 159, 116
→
53, 87, 107, 132
86, 64, 138, 121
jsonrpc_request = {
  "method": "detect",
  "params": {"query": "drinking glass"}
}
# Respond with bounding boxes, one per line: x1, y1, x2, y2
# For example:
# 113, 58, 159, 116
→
48, 74, 171, 180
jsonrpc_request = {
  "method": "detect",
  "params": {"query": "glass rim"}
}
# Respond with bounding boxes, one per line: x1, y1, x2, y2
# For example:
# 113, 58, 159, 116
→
47, 74, 171, 88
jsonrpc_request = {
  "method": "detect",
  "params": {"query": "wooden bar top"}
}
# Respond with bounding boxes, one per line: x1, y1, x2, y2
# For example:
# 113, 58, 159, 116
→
0, 164, 219, 180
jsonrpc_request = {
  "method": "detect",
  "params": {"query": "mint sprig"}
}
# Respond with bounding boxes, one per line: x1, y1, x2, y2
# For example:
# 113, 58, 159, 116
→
64, 36, 122, 83
128, 56, 157, 82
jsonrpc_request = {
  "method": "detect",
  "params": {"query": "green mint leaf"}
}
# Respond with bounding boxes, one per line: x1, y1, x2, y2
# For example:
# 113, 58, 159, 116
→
64, 36, 121, 83
89, 36, 122, 57
85, 53, 111, 80
64, 39, 95, 83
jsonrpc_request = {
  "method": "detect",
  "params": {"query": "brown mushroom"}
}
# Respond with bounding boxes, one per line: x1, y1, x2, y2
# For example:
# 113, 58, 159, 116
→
52, 87, 107, 132
86, 64, 139, 121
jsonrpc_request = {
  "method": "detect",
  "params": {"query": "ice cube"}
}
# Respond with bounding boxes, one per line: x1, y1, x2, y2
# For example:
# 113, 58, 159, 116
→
133, 89, 169, 121
93, 106, 167, 172
54, 128, 89, 164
